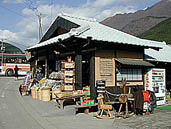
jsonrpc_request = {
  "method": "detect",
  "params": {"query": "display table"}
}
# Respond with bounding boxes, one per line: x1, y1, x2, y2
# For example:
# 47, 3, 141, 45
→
53, 94, 85, 109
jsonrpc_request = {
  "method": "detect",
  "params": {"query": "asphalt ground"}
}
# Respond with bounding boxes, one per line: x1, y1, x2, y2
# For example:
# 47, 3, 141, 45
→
0, 76, 171, 129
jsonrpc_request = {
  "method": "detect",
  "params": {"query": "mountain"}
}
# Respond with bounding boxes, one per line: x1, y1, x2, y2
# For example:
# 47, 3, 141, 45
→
101, 0, 171, 36
138, 18, 171, 44
121, 16, 167, 36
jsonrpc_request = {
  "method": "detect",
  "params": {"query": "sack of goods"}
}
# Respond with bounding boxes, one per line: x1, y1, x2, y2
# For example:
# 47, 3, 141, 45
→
49, 71, 64, 79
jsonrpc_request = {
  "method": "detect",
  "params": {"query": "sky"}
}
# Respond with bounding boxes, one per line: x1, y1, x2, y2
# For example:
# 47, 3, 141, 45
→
0, 0, 161, 49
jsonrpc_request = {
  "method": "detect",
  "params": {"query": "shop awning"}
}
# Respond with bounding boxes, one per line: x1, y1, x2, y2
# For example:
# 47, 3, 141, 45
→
115, 58, 155, 67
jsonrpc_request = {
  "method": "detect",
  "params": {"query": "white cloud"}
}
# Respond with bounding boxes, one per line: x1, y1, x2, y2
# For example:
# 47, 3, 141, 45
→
0, 29, 28, 51
1, 0, 158, 49
22, 8, 35, 16
3, 0, 24, 3
0, 30, 17, 40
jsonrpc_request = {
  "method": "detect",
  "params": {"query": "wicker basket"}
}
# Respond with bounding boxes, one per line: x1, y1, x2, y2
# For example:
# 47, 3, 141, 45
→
41, 88, 51, 101
37, 89, 42, 100
41, 86, 52, 90
31, 88, 36, 99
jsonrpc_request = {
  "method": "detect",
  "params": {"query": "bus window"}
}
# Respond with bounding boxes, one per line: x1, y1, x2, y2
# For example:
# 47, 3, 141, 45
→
0, 53, 30, 76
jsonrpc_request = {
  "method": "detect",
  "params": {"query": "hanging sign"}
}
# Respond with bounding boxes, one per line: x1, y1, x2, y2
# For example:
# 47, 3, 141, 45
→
96, 80, 106, 93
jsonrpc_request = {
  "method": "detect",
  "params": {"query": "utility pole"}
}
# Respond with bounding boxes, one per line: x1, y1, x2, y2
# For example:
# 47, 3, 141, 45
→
37, 13, 43, 41
26, 0, 43, 42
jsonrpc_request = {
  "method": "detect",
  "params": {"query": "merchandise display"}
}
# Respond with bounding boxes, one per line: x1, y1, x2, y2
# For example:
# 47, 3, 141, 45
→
49, 71, 64, 80
22, 71, 32, 87
61, 61, 75, 91
19, 71, 32, 96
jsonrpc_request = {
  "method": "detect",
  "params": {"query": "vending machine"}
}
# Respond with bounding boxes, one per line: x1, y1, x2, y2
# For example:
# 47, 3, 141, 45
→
144, 68, 166, 106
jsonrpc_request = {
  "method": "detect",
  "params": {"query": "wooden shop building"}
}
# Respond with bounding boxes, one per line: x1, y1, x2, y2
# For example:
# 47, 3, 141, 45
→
26, 13, 162, 99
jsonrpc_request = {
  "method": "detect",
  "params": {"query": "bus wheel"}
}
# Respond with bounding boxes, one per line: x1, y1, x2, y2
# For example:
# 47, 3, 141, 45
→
6, 69, 14, 76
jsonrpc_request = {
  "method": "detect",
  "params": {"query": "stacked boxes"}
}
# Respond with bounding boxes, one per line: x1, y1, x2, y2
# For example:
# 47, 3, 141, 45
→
62, 62, 75, 91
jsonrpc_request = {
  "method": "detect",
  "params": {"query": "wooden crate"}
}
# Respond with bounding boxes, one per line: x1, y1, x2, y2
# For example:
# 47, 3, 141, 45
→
64, 77, 75, 83
62, 62, 75, 69
64, 70, 75, 76
64, 85, 75, 91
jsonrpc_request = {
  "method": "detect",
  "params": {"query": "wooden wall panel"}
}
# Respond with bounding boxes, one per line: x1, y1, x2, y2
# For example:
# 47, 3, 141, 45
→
95, 57, 100, 81
95, 50, 115, 87
116, 50, 143, 59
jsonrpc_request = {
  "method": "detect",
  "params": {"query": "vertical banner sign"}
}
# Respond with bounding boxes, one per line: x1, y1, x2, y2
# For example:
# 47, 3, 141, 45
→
145, 73, 149, 91
96, 80, 105, 94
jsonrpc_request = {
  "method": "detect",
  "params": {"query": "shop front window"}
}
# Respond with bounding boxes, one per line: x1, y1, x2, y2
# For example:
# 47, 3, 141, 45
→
117, 68, 142, 81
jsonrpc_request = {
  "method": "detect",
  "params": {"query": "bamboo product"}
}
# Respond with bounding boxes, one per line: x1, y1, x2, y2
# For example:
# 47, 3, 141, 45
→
31, 88, 36, 99
37, 89, 42, 100
41, 88, 51, 101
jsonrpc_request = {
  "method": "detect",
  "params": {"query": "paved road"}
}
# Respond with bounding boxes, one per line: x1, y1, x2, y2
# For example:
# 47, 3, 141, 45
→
0, 77, 56, 129
0, 77, 171, 129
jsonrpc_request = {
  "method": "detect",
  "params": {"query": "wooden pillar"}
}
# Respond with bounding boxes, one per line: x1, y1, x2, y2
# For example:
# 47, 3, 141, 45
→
75, 55, 82, 90
45, 51, 49, 78
45, 58, 48, 78
90, 55, 96, 99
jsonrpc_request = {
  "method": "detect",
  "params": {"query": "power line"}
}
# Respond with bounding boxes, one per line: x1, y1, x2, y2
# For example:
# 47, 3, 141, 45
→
0, 4, 37, 23
25, 0, 39, 15
24, 0, 43, 41
0, 2, 45, 42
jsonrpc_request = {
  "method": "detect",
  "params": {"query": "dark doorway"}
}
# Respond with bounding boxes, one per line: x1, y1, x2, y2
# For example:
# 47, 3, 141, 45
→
82, 54, 91, 87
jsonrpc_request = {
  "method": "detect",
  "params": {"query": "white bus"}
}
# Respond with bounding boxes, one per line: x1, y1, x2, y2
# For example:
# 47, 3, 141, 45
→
0, 53, 30, 76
